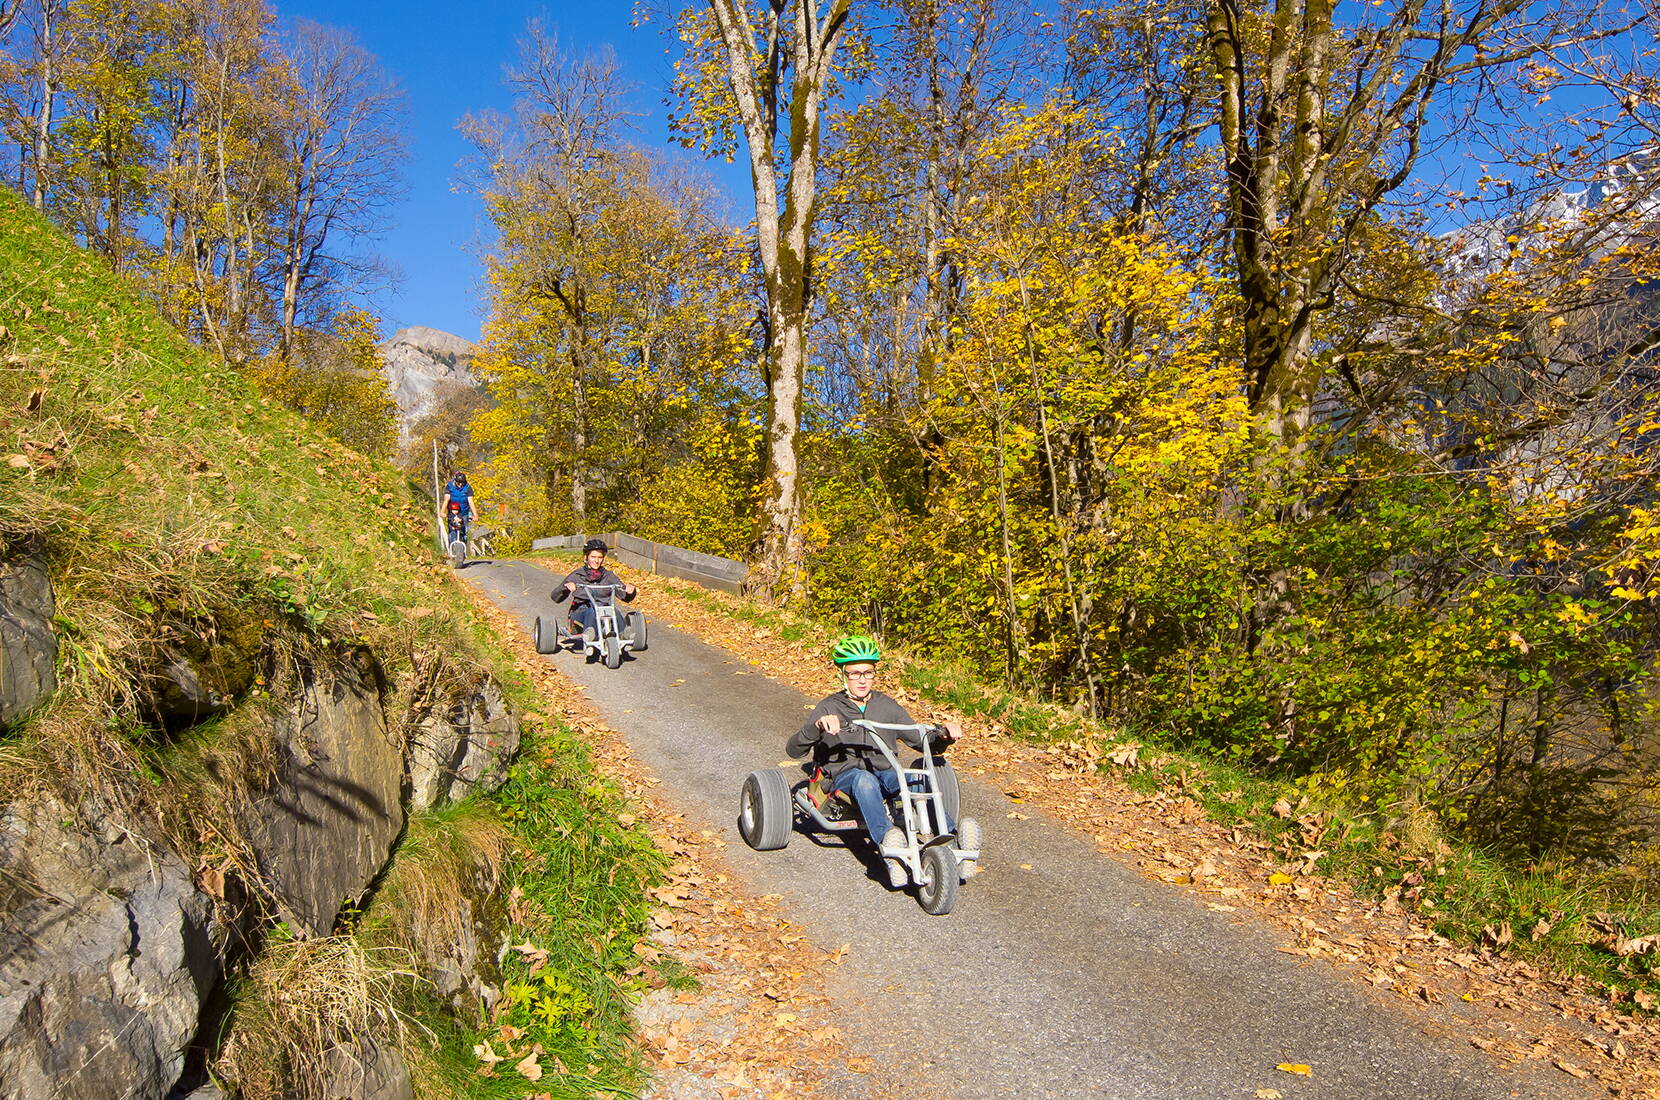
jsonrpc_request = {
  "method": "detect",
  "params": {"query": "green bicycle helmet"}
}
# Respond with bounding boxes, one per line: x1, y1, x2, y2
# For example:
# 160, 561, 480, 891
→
830, 635, 881, 667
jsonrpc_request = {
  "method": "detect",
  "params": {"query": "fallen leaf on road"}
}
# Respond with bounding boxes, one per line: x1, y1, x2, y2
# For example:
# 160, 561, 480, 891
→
1256, 1090, 1283, 1099
1007, 811, 1028, 820
1553, 1059, 1588, 1079
1276, 1063, 1313, 1076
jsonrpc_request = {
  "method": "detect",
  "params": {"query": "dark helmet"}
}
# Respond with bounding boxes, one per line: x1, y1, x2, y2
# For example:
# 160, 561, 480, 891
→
453, 472, 467, 485
583, 538, 609, 554
830, 635, 881, 667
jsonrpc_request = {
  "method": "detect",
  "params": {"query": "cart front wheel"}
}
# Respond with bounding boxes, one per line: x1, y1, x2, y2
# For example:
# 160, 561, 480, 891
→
917, 843, 959, 915
738, 769, 792, 851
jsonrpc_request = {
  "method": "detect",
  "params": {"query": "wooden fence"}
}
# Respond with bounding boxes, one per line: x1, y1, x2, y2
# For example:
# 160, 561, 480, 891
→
530, 532, 745, 595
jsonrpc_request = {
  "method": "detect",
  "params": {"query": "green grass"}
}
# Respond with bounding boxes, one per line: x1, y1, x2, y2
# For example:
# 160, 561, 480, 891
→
379, 722, 665, 1100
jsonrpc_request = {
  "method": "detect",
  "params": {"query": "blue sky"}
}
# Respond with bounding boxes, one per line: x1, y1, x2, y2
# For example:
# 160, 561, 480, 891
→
271, 1, 746, 343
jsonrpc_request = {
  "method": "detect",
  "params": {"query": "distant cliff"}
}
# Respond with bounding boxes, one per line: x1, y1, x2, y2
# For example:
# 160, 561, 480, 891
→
380, 325, 480, 434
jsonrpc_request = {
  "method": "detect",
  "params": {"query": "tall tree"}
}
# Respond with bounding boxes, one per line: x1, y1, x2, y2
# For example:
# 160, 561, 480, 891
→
273, 18, 404, 361
671, 0, 854, 599
467, 26, 754, 540
1204, 0, 1621, 447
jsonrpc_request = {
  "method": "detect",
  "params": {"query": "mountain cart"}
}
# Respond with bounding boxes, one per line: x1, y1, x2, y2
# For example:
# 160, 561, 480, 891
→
533, 583, 647, 670
445, 507, 469, 565
738, 719, 981, 915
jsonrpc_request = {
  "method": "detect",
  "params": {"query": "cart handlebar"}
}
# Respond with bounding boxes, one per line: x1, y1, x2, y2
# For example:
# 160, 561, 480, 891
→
845, 719, 952, 771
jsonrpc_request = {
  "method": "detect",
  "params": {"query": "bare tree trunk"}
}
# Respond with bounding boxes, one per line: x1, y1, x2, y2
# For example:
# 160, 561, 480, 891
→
0, 0, 24, 37
212, 55, 245, 350
569, 345, 589, 520
1018, 273, 1099, 713
707, 0, 852, 602
32, 0, 55, 213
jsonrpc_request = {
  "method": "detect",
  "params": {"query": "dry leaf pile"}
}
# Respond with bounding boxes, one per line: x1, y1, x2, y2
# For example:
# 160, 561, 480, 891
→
632, 576, 1660, 1100
457, 581, 887, 1100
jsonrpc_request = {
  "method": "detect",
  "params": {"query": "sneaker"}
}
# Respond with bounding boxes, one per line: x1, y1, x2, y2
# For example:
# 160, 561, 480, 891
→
955, 817, 983, 877
878, 826, 907, 888
879, 826, 905, 853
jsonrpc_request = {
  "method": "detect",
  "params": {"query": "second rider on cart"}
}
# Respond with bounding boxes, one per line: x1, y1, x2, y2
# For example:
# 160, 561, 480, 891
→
786, 635, 965, 885
557, 539, 637, 637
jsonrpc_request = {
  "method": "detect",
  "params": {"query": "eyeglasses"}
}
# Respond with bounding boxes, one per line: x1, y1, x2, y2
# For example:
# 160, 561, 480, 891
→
843, 669, 877, 680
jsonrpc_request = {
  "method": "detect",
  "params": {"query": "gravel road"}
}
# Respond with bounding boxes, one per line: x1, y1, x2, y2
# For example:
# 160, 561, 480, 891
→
462, 558, 1579, 1100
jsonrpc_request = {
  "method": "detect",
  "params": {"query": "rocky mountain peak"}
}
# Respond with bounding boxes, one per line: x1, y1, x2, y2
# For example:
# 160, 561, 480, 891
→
380, 326, 481, 434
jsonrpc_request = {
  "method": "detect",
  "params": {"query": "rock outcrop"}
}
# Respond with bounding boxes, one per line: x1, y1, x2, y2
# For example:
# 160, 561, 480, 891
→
0, 636, 523, 1098
141, 605, 263, 729
0, 541, 55, 726
243, 654, 405, 937
0, 798, 224, 1100
408, 676, 521, 811
318, 1036, 415, 1100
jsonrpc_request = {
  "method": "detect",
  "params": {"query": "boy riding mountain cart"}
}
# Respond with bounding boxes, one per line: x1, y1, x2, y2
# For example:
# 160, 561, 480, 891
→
553, 539, 637, 638
786, 635, 983, 888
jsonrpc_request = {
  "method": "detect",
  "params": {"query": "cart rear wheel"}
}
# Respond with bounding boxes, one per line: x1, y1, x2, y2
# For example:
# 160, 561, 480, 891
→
912, 757, 960, 827
738, 769, 792, 850
917, 843, 959, 915
624, 610, 648, 652
533, 616, 559, 654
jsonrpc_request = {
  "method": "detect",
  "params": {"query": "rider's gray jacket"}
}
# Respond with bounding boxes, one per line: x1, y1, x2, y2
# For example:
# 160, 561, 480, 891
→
787, 690, 936, 779
559, 567, 634, 608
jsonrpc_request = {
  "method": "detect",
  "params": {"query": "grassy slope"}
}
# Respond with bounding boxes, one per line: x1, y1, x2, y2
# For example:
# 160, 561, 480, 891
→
0, 190, 660, 1097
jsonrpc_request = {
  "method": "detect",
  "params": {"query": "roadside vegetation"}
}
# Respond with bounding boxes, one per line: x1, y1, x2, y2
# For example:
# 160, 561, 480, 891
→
0, 187, 662, 1095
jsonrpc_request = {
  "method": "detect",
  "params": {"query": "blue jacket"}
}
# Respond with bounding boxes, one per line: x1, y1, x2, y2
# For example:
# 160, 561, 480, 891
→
444, 480, 474, 516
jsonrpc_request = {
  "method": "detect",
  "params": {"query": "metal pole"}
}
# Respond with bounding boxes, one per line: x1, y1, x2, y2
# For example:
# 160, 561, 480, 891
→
433, 439, 442, 552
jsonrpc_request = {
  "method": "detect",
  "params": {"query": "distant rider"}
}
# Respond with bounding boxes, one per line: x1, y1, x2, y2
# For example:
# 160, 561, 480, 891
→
786, 636, 978, 886
442, 471, 475, 540
555, 539, 637, 637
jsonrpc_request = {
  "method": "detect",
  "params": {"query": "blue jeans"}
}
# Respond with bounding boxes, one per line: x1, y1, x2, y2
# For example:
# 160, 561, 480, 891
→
828, 767, 952, 846
568, 602, 596, 634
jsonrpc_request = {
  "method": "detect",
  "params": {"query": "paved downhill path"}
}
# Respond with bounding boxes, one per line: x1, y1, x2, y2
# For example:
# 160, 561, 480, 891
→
464, 559, 1574, 1100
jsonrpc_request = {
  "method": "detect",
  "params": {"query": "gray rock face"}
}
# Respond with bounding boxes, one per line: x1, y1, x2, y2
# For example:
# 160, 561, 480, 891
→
381, 326, 479, 437
0, 541, 56, 726
417, 859, 507, 1023
142, 608, 261, 729
408, 677, 521, 811
244, 657, 405, 936
0, 799, 223, 1100
318, 1037, 414, 1100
